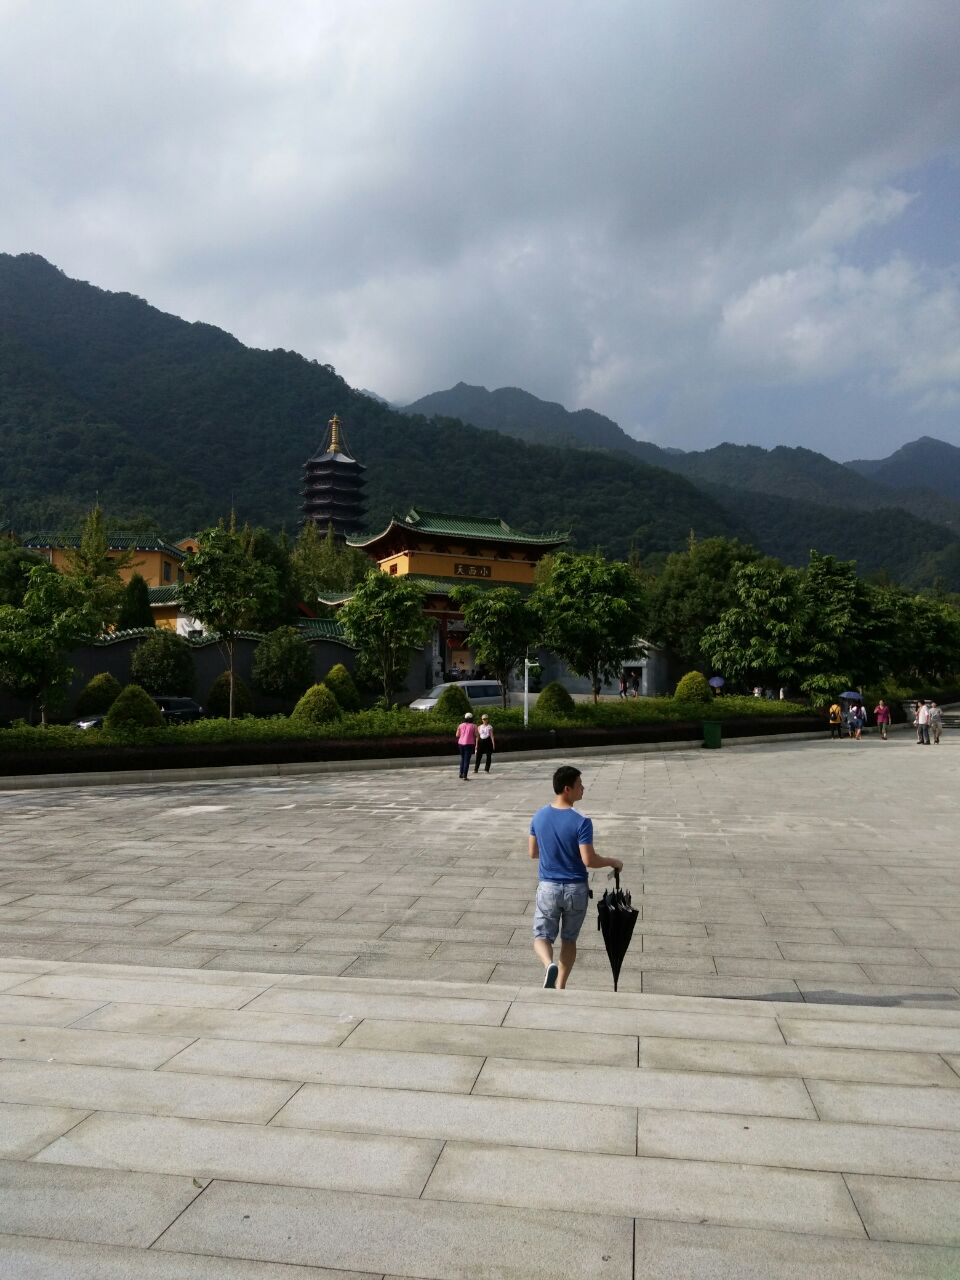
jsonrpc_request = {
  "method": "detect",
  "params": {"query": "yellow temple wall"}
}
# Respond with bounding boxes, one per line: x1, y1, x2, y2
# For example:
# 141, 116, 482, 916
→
378, 549, 536, 585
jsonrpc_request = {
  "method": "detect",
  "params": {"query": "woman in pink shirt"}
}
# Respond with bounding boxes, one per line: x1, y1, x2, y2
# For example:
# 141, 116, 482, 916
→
873, 699, 891, 741
455, 712, 478, 780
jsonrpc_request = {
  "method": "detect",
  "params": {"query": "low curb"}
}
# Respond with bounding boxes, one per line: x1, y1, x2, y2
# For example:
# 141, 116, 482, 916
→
0, 729, 829, 791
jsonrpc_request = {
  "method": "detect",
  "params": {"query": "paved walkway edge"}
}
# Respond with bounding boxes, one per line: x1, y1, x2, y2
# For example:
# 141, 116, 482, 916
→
0, 729, 830, 791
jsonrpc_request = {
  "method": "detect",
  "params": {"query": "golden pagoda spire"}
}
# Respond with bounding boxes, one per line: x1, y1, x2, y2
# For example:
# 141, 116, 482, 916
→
328, 413, 342, 453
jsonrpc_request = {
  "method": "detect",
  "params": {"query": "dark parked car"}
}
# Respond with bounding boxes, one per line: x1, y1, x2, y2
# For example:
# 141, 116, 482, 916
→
152, 696, 204, 723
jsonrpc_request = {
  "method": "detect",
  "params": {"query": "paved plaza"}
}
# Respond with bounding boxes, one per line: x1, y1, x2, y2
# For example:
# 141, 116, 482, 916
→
0, 733, 959, 1275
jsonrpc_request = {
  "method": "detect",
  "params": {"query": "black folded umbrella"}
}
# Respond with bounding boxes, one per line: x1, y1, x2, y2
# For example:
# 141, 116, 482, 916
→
597, 870, 638, 992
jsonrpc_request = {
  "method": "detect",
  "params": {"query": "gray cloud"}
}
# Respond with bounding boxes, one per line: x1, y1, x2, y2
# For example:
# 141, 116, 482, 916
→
1, 0, 959, 457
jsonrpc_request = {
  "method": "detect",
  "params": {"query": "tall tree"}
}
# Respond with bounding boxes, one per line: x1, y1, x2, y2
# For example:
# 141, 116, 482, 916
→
292, 521, 373, 600
241, 526, 296, 629
647, 535, 762, 665
180, 520, 278, 718
338, 571, 429, 705
0, 542, 46, 607
451, 585, 539, 708
116, 572, 155, 630
532, 551, 647, 702
0, 563, 94, 723
62, 505, 135, 632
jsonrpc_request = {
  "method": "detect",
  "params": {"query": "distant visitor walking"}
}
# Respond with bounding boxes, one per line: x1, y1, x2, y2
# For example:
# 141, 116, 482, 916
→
915, 700, 930, 745
874, 699, 891, 741
455, 712, 477, 779
529, 765, 622, 990
474, 714, 496, 773
929, 701, 942, 745
828, 701, 843, 739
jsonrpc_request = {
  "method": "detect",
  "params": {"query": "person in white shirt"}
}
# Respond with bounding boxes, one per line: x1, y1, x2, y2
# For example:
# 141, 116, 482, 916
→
474, 713, 496, 773
916, 700, 931, 745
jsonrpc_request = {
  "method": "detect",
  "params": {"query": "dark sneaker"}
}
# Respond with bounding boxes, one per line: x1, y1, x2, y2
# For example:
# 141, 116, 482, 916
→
543, 962, 558, 989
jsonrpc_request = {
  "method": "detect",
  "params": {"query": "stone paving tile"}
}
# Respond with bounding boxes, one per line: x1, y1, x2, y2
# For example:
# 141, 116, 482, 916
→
845, 1174, 960, 1246
781, 1016, 960, 1054
242, 986, 510, 1026
36, 1110, 443, 1197
0, 1101, 89, 1158
8, 973, 272, 1008
273, 1081, 636, 1153
0, 1059, 299, 1123
346, 1016, 638, 1066
808, 1081, 960, 1131
473, 1056, 817, 1118
635, 1107, 960, 1179
503, 1000, 785, 1043
639, 974, 804, 1000
69, 1000, 355, 1047
155, 1179, 634, 1279
338, 956, 497, 982
0, 1235, 380, 1280
160, 1035, 485, 1092
0, 1022, 195, 1067
631, 1218, 960, 1279
637, 1036, 960, 1086
0, 1159, 206, 1247
0, 993, 105, 1025
423, 1141, 865, 1238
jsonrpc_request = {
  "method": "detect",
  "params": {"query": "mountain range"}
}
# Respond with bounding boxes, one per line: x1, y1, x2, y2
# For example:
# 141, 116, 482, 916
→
2, 252, 960, 589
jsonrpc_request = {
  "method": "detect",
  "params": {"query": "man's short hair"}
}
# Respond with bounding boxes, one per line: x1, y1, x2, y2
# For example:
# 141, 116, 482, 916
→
552, 765, 582, 794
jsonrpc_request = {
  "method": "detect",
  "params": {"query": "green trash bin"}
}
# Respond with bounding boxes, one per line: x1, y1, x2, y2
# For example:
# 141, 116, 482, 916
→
702, 721, 722, 749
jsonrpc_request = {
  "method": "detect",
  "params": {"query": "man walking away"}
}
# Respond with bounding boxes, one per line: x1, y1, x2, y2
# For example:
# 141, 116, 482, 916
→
874, 699, 891, 741
455, 711, 477, 778
828, 701, 843, 739
930, 701, 943, 744
474, 714, 496, 772
529, 765, 622, 990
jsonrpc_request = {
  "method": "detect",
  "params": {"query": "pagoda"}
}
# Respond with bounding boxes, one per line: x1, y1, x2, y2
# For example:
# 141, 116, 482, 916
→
301, 414, 366, 537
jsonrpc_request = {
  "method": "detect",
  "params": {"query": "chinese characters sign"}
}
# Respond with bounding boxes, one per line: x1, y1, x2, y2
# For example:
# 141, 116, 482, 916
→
453, 562, 491, 578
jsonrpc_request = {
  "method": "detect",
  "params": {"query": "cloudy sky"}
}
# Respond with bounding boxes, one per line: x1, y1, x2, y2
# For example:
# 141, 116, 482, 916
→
2, 0, 959, 458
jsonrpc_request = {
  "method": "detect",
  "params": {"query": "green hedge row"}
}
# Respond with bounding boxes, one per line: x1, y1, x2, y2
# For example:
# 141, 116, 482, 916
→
0, 694, 809, 754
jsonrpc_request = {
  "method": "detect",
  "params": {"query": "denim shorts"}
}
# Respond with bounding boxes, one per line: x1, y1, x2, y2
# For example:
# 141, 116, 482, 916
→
533, 881, 590, 943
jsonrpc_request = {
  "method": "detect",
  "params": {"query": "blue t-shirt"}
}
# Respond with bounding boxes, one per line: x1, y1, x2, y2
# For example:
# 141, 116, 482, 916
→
530, 804, 592, 883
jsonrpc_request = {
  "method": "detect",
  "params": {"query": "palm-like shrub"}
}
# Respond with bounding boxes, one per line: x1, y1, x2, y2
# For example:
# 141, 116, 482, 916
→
207, 672, 253, 718
104, 683, 163, 730
674, 670, 712, 702
75, 672, 122, 716
291, 682, 341, 727
130, 629, 195, 696
324, 662, 360, 711
434, 683, 471, 717
532, 681, 576, 720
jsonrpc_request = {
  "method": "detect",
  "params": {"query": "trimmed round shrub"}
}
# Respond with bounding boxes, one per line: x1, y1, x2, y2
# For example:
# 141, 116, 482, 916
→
206, 672, 253, 718
674, 670, 712, 702
130, 629, 196, 696
324, 662, 360, 711
433, 683, 472, 717
291, 682, 341, 727
532, 680, 577, 720
104, 683, 164, 730
74, 672, 122, 716
252, 627, 313, 703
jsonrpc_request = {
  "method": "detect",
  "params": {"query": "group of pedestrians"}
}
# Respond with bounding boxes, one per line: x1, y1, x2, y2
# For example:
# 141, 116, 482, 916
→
914, 700, 943, 745
827, 696, 944, 743
455, 711, 496, 778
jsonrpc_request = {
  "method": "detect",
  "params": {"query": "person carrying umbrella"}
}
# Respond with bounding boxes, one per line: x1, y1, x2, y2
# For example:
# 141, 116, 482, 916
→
529, 765, 623, 989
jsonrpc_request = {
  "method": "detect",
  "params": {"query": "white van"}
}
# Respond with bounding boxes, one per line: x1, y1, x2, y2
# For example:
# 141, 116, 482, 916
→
408, 680, 504, 712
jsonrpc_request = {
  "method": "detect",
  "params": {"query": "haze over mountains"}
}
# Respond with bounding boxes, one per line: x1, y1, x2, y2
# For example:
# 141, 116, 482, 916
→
3, 253, 960, 589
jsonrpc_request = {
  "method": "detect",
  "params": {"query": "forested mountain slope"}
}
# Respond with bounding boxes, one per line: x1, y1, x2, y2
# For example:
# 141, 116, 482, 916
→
403, 382, 670, 466
0, 254, 736, 556
846, 437, 960, 503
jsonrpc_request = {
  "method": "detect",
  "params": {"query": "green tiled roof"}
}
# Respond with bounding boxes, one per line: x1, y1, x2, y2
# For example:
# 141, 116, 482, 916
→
21, 531, 187, 560
297, 618, 352, 643
348, 507, 568, 548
